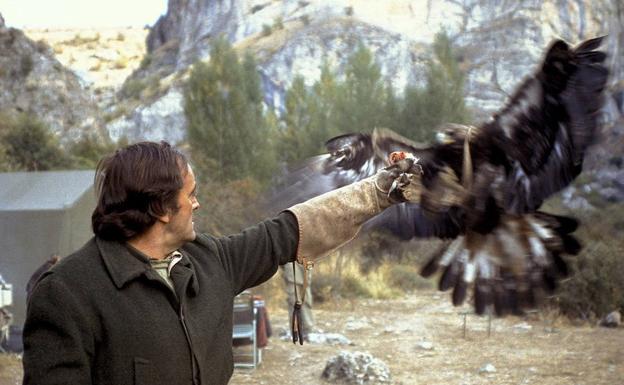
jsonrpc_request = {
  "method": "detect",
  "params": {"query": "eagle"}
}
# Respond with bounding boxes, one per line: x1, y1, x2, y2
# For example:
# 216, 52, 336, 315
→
270, 37, 609, 316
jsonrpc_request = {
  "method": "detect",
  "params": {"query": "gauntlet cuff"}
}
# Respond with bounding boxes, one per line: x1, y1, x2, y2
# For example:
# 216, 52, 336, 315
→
286, 176, 392, 264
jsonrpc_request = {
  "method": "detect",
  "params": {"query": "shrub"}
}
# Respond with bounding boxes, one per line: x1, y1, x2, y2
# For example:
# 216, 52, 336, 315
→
20, 54, 34, 77
113, 56, 129, 69
120, 78, 147, 99
35, 39, 49, 54
89, 61, 102, 71
261, 24, 272, 37
273, 17, 284, 30
386, 264, 433, 291
139, 53, 152, 70
0, 113, 72, 171
555, 203, 624, 321
340, 275, 372, 298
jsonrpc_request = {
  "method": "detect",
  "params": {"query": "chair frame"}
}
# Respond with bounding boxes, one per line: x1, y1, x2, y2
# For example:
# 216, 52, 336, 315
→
232, 291, 262, 368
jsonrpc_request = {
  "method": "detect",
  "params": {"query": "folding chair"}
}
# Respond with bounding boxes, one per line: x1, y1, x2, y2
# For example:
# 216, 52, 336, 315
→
232, 291, 261, 368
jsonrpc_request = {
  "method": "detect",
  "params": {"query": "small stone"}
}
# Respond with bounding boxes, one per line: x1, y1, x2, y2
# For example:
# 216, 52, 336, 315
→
479, 363, 496, 373
416, 341, 434, 350
513, 322, 532, 331
306, 332, 352, 345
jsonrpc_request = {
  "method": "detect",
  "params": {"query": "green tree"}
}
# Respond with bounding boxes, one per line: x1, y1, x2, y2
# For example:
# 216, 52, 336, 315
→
382, 82, 400, 132
279, 63, 343, 164
400, 30, 469, 141
310, 62, 339, 141
184, 36, 275, 183
334, 43, 386, 134
279, 76, 313, 163
68, 134, 121, 169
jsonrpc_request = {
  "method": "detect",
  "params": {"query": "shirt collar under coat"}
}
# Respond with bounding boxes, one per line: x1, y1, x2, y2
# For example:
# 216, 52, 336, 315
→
96, 237, 200, 297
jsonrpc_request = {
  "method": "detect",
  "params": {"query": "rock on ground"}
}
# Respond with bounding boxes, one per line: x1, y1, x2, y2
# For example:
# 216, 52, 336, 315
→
322, 351, 391, 385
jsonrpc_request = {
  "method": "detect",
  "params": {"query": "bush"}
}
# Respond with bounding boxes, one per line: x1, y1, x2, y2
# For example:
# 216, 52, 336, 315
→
113, 56, 129, 69
386, 264, 433, 292
120, 78, 147, 99
555, 203, 624, 321
341, 275, 372, 298
0, 113, 72, 171
262, 24, 272, 37
139, 54, 152, 70
89, 61, 102, 71
68, 134, 117, 169
273, 17, 284, 30
35, 39, 50, 54
20, 54, 34, 77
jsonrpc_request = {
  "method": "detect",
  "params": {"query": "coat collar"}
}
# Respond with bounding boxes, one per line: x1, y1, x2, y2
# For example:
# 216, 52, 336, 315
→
96, 237, 151, 289
96, 237, 200, 297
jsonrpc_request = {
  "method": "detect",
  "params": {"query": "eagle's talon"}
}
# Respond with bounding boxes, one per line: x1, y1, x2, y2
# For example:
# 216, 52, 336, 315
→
388, 179, 400, 198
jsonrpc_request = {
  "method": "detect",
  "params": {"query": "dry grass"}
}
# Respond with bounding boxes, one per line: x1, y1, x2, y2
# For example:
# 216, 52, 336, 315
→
0, 354, 21, 385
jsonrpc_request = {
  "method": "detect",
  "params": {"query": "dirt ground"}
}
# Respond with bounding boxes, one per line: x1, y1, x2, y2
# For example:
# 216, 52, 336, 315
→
1, 289, 622, 385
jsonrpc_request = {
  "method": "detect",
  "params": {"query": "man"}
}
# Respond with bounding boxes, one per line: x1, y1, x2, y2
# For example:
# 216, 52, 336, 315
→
22, 141, 417, 385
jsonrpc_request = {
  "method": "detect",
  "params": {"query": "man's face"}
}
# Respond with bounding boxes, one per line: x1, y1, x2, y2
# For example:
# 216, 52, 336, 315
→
166, 165, 200, 244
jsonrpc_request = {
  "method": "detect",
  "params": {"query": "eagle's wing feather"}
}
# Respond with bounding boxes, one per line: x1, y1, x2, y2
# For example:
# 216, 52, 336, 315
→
476, 37, 609, 212
425, 37, 609, 314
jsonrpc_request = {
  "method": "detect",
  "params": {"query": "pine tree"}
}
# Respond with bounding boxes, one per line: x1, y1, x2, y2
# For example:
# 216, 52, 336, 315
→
280, 76, 314, 163
382, 82, 400, 132
400, 30, 469, 141
184, 37, 275, 183
334, 43, 386, 134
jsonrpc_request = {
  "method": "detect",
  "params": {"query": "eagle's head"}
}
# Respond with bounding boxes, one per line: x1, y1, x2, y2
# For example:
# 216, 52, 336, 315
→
435, 124, 478, 145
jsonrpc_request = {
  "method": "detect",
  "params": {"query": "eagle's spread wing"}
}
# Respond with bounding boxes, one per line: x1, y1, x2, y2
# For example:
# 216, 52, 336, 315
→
269, 37, 608, 316
479, 37, 609, 213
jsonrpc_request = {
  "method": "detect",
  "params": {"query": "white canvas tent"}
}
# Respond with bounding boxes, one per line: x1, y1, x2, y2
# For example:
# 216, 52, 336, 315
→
0, 170, 95, 331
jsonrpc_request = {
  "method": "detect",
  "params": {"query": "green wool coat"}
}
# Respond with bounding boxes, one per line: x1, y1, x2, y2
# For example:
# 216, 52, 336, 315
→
23, 212, 298, 385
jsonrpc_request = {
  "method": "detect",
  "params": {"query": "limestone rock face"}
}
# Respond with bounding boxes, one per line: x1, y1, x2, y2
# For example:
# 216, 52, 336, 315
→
114, 0, 622, 146
0, 13, 105, 143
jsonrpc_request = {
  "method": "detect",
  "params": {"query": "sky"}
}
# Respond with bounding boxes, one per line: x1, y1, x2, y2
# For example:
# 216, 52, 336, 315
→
0, 0, 169, 29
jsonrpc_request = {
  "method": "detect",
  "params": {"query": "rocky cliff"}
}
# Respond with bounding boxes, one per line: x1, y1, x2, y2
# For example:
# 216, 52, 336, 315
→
112, 0, 623, 145
0, 14, 105, 143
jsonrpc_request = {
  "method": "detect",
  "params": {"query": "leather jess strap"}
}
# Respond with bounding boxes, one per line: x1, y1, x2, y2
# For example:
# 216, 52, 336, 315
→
290, 259, 313, 345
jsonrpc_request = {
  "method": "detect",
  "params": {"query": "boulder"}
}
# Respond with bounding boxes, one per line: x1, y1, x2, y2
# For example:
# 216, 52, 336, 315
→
600, 310, 622, 328
322, 351, 391, 385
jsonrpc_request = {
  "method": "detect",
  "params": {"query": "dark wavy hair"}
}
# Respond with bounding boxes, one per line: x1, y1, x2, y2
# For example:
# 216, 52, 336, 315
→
91, 141, 189, 241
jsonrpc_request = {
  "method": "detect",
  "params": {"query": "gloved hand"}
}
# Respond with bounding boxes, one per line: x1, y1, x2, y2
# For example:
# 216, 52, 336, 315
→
287, 154, 423, 264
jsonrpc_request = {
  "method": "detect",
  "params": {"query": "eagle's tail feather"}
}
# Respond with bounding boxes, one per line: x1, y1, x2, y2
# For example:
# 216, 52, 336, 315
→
474, 279, 492, 315
420, 242, 450, 278
421, 212, 581, 315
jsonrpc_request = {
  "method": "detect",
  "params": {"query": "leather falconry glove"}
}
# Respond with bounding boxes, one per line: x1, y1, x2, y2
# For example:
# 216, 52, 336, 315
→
287, 154, 422, 264
285, 153, 422, 344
